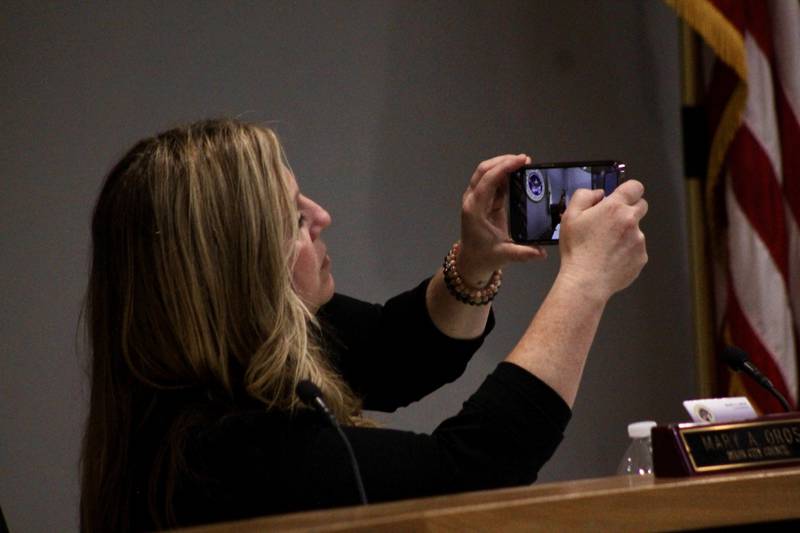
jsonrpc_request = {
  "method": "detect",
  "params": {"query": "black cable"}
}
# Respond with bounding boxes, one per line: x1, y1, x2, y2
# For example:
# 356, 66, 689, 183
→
296, 380, 368, 504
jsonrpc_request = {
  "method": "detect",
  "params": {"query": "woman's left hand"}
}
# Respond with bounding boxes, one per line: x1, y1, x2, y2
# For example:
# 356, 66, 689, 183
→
458, 154, 547, 287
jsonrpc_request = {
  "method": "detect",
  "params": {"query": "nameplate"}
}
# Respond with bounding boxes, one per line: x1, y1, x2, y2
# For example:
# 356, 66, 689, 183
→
652, 413, 800, 477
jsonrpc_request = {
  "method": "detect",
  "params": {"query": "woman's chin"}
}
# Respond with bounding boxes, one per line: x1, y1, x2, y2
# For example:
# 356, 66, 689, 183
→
307, 276, 335, 312
322, 275, 335, 302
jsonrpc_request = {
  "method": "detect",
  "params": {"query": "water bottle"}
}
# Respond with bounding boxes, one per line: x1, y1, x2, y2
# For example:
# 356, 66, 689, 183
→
617, 420, 657, 476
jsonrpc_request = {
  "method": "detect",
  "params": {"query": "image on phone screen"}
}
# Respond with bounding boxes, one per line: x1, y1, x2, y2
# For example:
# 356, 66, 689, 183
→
509, 161, 624, 244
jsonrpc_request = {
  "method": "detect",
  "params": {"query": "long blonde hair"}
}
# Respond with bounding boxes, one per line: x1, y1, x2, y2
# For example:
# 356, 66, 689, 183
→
81, 119, 360, 531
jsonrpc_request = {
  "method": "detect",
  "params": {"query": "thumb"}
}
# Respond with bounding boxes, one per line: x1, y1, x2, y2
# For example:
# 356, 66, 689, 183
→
496, 242, 548, 262
566, 188, 604, 213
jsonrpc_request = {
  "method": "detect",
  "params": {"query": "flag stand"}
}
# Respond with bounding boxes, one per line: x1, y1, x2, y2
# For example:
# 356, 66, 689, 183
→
679, 21, 717, 398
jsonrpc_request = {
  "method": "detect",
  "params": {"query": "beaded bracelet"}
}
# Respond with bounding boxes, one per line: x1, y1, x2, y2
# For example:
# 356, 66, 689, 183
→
442, 242, 502, 306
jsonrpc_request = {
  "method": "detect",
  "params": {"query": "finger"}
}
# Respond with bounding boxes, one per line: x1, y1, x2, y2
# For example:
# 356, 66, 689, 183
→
469, 155, 516, 189
565, 188, 604, 213
611, 179, 644, 205
496, 241, 548, 262
472, 155, 529, 204
632, 198, 649, 221
469, 154, 527, 189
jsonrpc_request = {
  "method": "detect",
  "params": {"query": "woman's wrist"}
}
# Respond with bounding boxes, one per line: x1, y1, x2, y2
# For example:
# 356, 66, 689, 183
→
553, 268, 611, 308
455, 239, 500, 288
455, 255, 496, 289
443, 242, 502, 306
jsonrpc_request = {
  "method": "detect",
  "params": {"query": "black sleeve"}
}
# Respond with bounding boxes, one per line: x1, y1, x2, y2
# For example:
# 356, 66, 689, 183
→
313, 363, 572, 505
175, 362, 571, 526
317, 278, 495, 412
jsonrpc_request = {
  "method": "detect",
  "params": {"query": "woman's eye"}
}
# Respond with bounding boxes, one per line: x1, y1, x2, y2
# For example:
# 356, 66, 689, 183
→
298, 214, 307, 227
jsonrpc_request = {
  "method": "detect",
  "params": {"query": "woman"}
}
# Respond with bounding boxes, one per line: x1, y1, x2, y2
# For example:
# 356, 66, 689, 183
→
81, 119, 647, 531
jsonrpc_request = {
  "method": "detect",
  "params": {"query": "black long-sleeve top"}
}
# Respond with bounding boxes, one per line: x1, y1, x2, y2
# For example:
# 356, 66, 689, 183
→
131, 280, 571, 530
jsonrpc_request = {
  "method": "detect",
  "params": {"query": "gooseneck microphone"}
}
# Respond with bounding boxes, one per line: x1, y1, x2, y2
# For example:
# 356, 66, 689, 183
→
721, 346, 791, 412
295, 380, 368, 505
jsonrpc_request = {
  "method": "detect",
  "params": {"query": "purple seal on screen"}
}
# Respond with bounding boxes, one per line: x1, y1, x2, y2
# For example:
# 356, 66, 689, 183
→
526, 170, 545, 202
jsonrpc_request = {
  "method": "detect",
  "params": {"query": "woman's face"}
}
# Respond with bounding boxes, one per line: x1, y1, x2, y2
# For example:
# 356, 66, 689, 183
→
285, 170, 335, 311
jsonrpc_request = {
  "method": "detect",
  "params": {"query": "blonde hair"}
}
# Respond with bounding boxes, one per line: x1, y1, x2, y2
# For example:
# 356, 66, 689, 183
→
81, 119, 359, 531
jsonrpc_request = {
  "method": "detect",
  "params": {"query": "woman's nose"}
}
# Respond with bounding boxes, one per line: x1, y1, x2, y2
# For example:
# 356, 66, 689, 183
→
309, 200, 332, 238
317, 205, 332, 229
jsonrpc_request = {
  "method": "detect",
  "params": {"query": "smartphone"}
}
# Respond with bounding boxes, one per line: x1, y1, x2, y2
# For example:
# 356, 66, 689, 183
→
508, 160, 625, 244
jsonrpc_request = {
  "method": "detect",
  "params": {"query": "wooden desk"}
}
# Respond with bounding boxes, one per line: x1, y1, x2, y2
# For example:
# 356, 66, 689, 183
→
184, 467, 800, 531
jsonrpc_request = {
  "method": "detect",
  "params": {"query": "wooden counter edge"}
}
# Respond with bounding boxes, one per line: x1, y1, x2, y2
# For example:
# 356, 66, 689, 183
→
179, 466, 800, 532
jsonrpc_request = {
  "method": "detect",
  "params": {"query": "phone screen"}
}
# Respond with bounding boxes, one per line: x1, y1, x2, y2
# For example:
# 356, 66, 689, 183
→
508, 161, 625, 244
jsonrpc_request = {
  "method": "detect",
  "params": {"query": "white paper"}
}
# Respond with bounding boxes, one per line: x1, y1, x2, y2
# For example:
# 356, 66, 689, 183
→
682, 397, 758, 424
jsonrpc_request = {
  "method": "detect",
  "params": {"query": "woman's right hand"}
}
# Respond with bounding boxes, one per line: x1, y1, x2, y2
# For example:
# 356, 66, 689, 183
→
556, 180, 649, 303
458, 154, 547, 288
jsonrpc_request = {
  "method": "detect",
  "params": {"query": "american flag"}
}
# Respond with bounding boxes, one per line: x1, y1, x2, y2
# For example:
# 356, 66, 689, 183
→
668, 0, 799, 413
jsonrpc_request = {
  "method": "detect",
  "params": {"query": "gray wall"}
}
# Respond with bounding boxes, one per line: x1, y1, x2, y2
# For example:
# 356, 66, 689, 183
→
0, 1, 692, 531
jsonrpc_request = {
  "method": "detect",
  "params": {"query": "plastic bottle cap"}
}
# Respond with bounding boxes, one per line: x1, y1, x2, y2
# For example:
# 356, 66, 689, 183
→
627, 420, 657, 438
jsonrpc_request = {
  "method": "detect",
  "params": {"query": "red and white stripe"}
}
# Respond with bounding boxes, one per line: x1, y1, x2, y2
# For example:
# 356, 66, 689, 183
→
723, 0, 799, 411
770, 0, 800, 350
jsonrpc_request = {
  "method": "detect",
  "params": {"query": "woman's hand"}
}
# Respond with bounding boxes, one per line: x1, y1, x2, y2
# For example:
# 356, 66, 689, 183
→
459, 154, 547, 287
504, 179, 648, 406
557, 179, 649, 303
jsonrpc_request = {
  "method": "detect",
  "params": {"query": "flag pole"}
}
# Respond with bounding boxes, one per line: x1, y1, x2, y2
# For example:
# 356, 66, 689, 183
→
679, 21, 716, 398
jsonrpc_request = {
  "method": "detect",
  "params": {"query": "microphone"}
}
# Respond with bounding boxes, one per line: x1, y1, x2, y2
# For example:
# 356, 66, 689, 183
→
295, 380, 368, 504
296, 380, 336, 421
721, 346, 791, 412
